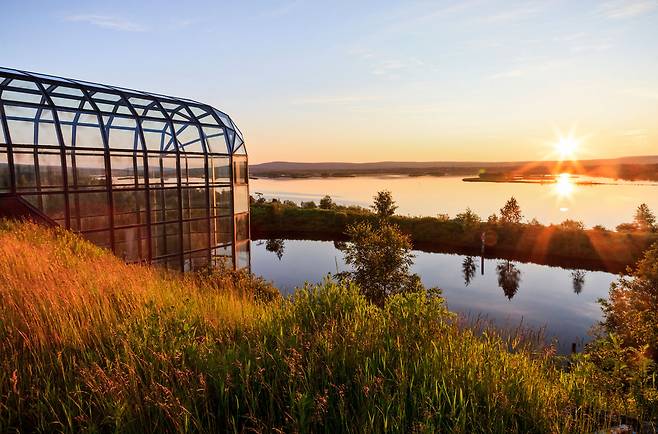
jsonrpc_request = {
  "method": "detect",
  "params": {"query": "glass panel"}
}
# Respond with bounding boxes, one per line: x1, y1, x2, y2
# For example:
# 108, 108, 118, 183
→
235, 213, 249, 241
73, 152, 106, 188
150, 188, 179, 223
1, 90, 43, 104
110, 154, 136, 187
162, 155, 178, 184
0, 149, 9, 192
234, 184, 249, 214
0, 117, 6, 144
13, 152, 37, 190
71, 191, 110, 231
182, 155, 205, 185
182, 219, 209, 252
209, 156, 230, 183
202, 126, 226, 154
115, 226, 147, 262
151, 223, 181, 258
41, 193, 66, 225
75, 114, 104, 148
174, 123, 204, 153
181, 187, 207, 219
236, 241, 250, 269
211, 216, 232, 246
113, 190, 147, 227
107, 117, 138, 150
38, 152, 63, 188
211, 186, 232, 216
211, 245, 232, 268
83, 230, 111, 249
5, 105, 37, 145
233, 157, 248, 184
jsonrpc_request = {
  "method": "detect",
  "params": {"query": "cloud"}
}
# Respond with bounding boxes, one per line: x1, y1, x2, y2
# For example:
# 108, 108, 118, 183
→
65, 14, 147, 32
600, 0, 657, 19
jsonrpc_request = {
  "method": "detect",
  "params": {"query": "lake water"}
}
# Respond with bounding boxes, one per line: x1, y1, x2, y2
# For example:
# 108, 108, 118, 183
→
252, 239, 617, 353
251, 175, 658, 229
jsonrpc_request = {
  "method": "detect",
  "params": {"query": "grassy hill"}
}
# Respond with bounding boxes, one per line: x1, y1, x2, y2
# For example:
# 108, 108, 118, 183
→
0, 220, 651, 432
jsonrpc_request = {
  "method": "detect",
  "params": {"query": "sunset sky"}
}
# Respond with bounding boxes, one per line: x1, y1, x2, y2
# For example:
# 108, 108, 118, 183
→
2, 0, 657, 163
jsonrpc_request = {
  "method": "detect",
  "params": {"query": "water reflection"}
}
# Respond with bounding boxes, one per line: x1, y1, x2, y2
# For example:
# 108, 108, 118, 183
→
496, 260, 522, 300
265, 238, 286, 260
462, 256, 477, 286
571, 270, 586, 294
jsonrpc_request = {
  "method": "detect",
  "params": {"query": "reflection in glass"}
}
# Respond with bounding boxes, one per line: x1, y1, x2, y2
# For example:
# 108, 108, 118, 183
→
265, 238, 285, 260
571, 270, 586, 295
462, 256, 477, 286
496, 260, 522, 300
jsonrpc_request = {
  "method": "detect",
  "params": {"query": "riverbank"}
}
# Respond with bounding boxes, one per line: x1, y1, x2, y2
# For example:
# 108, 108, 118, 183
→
250, 202, 658, 273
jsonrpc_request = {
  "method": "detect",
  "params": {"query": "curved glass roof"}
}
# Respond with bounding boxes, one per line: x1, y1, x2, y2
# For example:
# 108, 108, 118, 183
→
0, 67, 245, 155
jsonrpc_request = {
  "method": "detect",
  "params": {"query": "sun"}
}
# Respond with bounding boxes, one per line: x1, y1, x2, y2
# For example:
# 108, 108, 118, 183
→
555, 135, 580, 160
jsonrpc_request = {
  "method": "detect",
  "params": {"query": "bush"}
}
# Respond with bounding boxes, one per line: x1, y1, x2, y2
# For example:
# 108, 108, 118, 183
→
301, 200, 317, 209
616, 222, 638, 233
560, 219, 585, 231
455, 207, 481, 231
319, 195, 335, 209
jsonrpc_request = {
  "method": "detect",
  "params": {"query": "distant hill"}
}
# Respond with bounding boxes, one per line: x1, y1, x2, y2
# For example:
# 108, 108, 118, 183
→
250, 156, 658, 179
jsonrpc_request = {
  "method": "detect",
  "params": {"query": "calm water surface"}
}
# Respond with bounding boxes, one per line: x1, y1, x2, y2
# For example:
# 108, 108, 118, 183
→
251, 175, 658, 229
252, 239, 617, 353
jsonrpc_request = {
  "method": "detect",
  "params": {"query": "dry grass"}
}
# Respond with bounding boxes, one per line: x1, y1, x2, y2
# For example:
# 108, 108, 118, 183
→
0, 220, 647, 433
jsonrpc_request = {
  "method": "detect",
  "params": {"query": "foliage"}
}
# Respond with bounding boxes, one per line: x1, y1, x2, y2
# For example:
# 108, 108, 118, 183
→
341, 220, 423, 306
455, 207, 481, 231
283, 199, 298, 207
487, 213, 499, 225
0, 221, 654, 432
500, 196, 523, 224
560, 219, 585, 231
371, 190, 398, 218
571, 270, 586, 294
616, 222, 638, 233
462, 256, 477, 286
634, 203, 656, 232
598, 243, 658, 362
301, 200, 317, 209
437, 213, 450, 222
319, 195, 335, 209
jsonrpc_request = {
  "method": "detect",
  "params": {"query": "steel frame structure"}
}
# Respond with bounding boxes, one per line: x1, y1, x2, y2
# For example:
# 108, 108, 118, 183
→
0, 67, 250, 271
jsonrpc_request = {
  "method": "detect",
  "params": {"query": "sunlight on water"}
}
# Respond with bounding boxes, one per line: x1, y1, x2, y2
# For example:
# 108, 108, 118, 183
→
554, 173, 575, 198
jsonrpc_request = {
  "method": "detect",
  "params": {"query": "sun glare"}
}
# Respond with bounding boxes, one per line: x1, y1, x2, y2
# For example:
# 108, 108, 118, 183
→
555, 173, 574, 198
555, 136, 579, 160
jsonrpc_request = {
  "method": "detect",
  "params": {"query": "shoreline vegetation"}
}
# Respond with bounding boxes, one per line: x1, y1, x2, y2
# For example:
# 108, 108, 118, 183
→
250, 198, 658, 274
1, 220, 657, 432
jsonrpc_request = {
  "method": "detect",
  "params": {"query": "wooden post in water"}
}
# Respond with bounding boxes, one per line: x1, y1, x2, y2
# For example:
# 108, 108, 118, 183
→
481, 232, 486, 275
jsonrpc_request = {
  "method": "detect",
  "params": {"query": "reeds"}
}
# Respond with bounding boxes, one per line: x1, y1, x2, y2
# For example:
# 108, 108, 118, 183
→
0, 221, 644, 433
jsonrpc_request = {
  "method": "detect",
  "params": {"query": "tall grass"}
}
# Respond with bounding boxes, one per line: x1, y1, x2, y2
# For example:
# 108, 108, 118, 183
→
0, 221, 642, 432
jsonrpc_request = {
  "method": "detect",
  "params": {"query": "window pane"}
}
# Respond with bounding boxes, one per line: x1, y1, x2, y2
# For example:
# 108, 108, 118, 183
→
235, 213, 249, 241
71, 191, 110, 231
182, 155, 205, 185
233, 157, 248, 184
234, 184, 249, 214
114, 190, 147, 227
110, 154, 136, 187
38, 153, 63, 188
0, 149, 9, 192
182, 187, 207, 219
236, 241, 250, 269
115, 226, 147, 261
14, 152, 37, 190
209, 156, 230, 183
211, 186, 232, 216
73, 153, 106, 188
211, 216, 232, 246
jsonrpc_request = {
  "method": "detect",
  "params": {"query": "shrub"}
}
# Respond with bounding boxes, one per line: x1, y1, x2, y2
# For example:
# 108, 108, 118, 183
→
319, 195, 335, 209
560, 219, 585, 231
301, 200, 317, 209
371, 190, 398, 218
616, 222, 638, 233
455, 207, 481, 231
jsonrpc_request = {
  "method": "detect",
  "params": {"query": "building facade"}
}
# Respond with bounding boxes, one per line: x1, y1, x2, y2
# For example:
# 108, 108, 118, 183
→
0, 67, 249, 271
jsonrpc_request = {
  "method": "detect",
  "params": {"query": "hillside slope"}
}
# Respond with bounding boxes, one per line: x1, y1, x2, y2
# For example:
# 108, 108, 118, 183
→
0, 221, 645, 433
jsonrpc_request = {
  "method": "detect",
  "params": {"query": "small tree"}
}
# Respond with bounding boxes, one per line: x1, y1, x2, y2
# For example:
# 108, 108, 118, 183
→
371, 190, 398, 218
455, 208, 481, 231
487, 213, 499, 225
634, 203, 656, 232
342, 220, 422, 306
598, 242, 658, 362
319, 195, 335, 210
500, 197, 522, 224
560, 219, 585, 231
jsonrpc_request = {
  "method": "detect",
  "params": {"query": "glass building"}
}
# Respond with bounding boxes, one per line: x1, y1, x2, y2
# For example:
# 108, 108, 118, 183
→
0, 67, 249, 271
